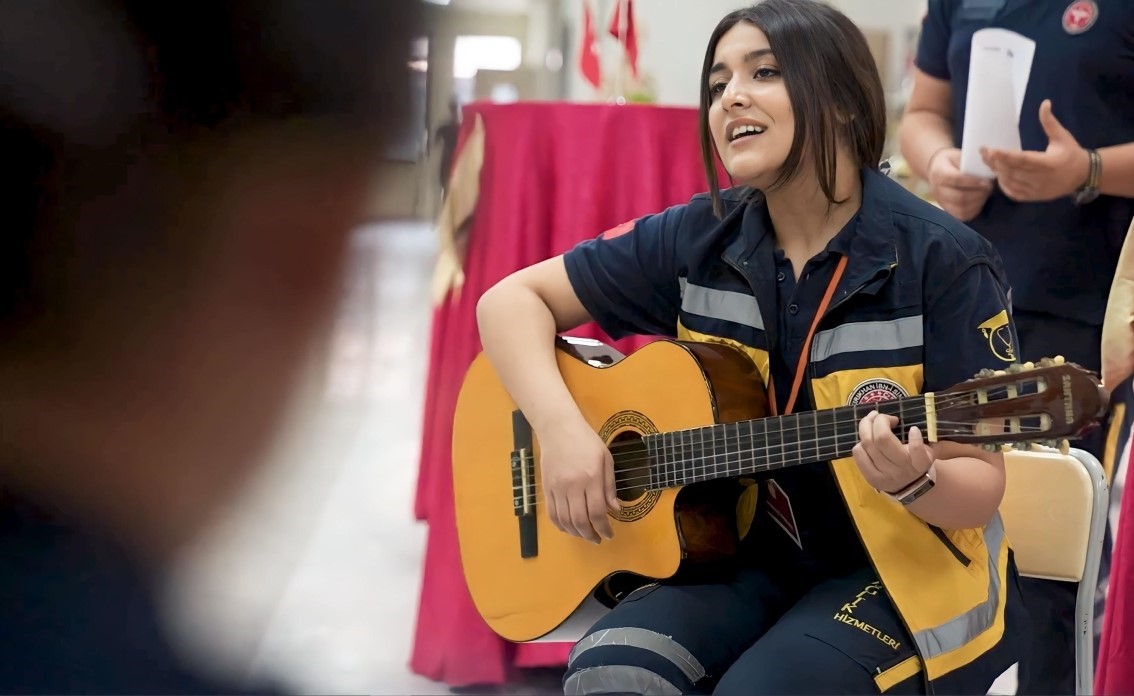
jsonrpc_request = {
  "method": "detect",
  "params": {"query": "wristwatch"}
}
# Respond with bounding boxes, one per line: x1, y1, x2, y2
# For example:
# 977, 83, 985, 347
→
1072, 148, 1101, 206
886, 463, 937, 506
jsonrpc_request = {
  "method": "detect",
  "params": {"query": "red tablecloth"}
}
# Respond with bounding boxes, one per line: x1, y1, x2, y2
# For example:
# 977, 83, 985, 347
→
410, 101, 723, 687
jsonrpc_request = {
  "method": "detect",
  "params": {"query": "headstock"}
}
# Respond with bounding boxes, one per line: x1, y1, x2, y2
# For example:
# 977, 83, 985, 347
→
927, 356, 1109, 452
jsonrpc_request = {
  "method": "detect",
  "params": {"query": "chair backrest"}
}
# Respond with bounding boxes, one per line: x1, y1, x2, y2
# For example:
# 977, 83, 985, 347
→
1000, 448, 1096, 582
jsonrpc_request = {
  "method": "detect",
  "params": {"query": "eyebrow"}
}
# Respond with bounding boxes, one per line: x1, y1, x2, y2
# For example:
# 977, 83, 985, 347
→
709, 48, 774, 77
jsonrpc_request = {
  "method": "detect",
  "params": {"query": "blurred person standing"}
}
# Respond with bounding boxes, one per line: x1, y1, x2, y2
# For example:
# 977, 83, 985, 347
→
899, 1, 1134, 693
0, 0, 420, 692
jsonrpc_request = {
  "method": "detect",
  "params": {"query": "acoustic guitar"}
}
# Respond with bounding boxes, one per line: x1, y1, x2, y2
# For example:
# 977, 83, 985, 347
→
452, 337, 1107, 643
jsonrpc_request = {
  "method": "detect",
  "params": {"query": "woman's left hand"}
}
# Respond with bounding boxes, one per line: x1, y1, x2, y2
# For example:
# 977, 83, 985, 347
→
852, 410, 937, 494
980, 99, 1090, 203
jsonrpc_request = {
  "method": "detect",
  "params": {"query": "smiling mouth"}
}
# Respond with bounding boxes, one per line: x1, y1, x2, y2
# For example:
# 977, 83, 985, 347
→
729, 124, 766, 142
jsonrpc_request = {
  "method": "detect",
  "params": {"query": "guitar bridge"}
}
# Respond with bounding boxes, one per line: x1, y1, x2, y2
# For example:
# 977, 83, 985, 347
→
511, 410, 538, 559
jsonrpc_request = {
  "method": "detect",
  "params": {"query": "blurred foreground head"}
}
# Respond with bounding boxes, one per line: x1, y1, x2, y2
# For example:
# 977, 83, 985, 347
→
0, 0, 422, 564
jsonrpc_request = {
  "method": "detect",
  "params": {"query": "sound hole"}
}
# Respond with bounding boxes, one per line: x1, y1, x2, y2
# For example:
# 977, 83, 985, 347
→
610, 431, 650, 502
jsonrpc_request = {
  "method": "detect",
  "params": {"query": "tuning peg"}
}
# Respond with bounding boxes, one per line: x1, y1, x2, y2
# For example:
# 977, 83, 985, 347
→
993, 369, 1007, 377
1022, 361, 1035, 370
1006, 363, 1024, 374
981, 443, 999, 452
1000, 444, 1015, 453
1040, 357, 1055, 367
1059, 439, 1070, 455
975, 368, 995, 378
1053, 355, 1065, 366
1029, 442, 1044, 452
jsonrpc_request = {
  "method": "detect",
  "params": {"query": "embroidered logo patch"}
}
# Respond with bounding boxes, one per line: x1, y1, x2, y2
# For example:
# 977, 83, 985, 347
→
1062, 0, 1098, 35
848, 379, 908, 406
978, 309, 1016, 362
600, 219, 637, 240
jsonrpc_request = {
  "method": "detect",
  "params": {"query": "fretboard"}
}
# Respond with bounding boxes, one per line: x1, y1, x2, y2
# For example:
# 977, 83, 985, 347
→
641, 397, 929, 489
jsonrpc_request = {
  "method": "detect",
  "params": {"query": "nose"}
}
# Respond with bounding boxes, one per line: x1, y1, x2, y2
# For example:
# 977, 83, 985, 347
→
722, 79, 750, 112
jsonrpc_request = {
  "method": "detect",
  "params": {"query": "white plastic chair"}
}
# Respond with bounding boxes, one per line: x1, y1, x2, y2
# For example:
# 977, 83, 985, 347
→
999, 446, 1110, 695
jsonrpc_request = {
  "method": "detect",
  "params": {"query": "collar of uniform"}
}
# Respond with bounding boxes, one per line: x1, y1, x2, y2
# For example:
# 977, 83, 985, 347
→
717, 167, 899, 338
721, 167, 895, 276
840, 167, 900, 295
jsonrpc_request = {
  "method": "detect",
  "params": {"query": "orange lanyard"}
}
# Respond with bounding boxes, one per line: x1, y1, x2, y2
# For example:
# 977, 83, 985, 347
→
767, 255, 848, 417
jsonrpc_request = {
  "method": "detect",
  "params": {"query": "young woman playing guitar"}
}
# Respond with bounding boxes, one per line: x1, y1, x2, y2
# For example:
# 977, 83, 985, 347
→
475, 1, 1028, 692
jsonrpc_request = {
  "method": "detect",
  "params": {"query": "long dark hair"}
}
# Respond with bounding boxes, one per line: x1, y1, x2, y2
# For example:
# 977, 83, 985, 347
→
698, 0, 886, 217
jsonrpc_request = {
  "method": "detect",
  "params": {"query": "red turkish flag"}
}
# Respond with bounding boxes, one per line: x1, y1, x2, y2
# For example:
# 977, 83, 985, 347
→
607, 0, 639, 79
579, 2, 601, 88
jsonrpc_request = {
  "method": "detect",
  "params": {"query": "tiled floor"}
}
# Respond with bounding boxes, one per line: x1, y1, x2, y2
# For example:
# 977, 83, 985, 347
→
164, 221, 447, 694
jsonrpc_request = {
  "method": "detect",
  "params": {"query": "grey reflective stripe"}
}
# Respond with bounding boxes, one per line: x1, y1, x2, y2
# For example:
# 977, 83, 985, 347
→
679, 280, 765, 331
564, 666, 682, 695
810, 315, 923, 362
568, 627, 707, 683
913, 513, 1005, 658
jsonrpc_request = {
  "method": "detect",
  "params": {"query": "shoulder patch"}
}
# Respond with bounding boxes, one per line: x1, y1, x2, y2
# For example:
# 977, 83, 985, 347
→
600, 219, 637, 240
978, 309, 1016, 363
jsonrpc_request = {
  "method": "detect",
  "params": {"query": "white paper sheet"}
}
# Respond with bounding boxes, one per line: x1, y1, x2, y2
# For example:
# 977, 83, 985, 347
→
959, 28, 1036, 178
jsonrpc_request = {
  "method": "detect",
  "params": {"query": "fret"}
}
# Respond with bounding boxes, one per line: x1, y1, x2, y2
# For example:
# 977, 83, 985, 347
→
684, 430, 694, 485
735, 420, 748, 477
728, 421, 740, 477
698, 428, 707, 482
689, 427, 698, 484
662, 433, 671, 487
798, 410, 815, 462
780, 413, 797, 466
666, 430, 675, 485
898, 400, 907, 444
696, 425, 708, 481
688, 427, 698, 483
814, 409, 834, 461
748, 417, 766, 478
645, 435, 658, 488
713, 422, 727, 479
812, 408, 820, 461
680, 429, 690, 485
734, 421, 743, 478
721, 426, 730, 480
667, 430, 675, 487
759, 419, 771, 474
675, 433, 684, 487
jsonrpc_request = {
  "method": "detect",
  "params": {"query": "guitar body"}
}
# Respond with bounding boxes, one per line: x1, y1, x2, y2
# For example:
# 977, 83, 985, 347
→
452, 338, 766, 643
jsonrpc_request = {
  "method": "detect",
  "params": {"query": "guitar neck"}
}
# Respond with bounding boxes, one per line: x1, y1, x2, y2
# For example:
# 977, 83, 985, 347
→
640, 396, 931, 489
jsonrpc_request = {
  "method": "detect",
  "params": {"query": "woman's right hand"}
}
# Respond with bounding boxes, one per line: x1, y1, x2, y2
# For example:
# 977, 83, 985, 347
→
539, 418, 621, 543
927, 147, 995, 222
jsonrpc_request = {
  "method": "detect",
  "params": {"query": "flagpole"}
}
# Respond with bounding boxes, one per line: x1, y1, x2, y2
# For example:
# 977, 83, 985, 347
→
593, 0, 603, 94
614, 0, 627, 103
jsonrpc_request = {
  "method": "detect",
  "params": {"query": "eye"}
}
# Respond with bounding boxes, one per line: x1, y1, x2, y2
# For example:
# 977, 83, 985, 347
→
754, 67, 780, 79
709, 82, 726, 97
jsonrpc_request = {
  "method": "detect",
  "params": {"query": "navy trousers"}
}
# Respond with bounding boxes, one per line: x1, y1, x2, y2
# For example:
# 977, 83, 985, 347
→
564, 564, 923, 695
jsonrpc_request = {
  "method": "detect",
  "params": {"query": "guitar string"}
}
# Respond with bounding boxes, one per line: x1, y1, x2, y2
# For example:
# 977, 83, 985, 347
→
595, 386, 1036, 454
510, 387, 1038, 496
507, 389, 1049, 494
508, 420, 1051, 501
502, 386, 1057, 501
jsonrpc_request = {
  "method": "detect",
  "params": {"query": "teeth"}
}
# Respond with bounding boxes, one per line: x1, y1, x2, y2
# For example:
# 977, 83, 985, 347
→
731, 124, 766, 140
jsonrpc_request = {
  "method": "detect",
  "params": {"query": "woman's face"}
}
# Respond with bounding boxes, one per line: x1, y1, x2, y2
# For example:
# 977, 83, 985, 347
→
707, 22, 794, 190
